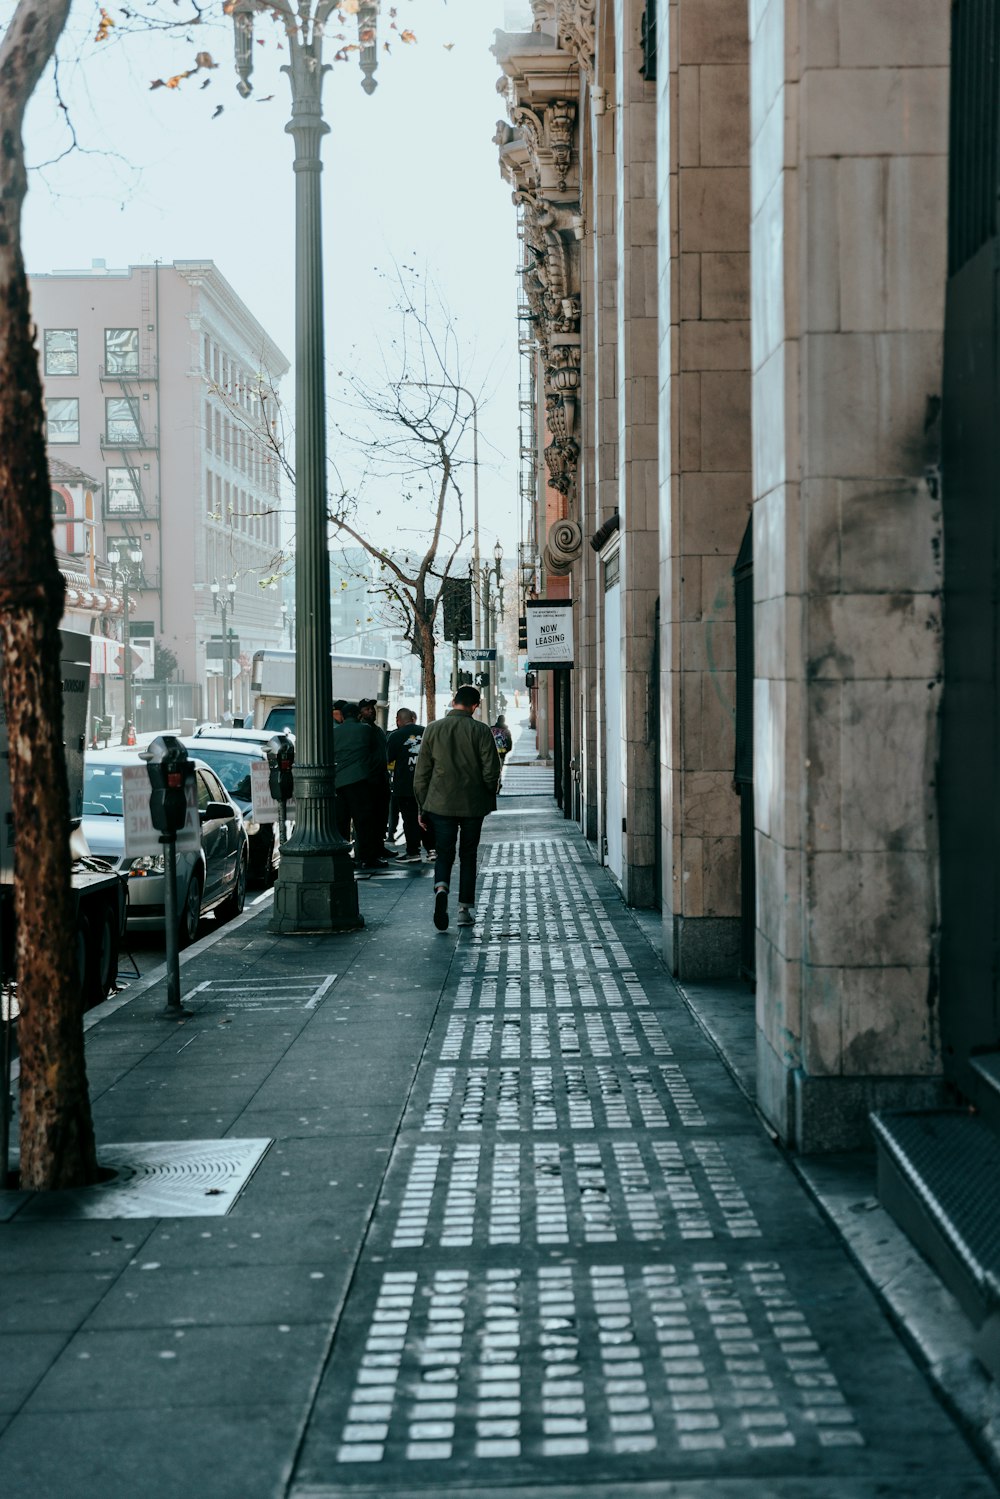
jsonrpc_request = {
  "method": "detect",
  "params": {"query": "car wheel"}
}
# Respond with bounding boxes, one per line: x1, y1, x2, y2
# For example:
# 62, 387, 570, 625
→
178, 872, 203, 950
218, 849, 248, 923
83, 902, 118, 1009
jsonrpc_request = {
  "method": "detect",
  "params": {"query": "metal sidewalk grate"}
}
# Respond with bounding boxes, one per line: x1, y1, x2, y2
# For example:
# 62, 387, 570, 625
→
14, 1137, 272, 1220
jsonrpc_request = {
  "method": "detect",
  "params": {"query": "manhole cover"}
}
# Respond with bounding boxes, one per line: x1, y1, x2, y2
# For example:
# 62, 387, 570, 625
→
16, 1137, 272, 1219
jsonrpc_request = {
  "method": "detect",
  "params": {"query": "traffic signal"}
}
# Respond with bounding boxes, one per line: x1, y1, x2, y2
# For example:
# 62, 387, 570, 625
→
458, 670, 473, 687
441, 577, 473, 642
474, 671, 489, 689
518, 615, 527, 651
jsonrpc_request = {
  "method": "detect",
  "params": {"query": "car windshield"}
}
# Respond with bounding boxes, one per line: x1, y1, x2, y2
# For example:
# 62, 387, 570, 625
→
187, 748, 254, 801
83, 763, 123, 816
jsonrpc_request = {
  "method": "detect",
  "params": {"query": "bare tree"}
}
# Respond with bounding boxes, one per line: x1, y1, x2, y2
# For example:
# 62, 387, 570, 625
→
330, 282, 479, 724
0, 0, 97, 1189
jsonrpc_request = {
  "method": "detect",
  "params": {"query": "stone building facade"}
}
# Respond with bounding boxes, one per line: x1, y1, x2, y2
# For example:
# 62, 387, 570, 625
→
495, 0, 954, 1152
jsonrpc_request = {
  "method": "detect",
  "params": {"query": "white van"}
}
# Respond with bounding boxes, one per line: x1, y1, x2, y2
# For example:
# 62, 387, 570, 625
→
249, 650, 396, 732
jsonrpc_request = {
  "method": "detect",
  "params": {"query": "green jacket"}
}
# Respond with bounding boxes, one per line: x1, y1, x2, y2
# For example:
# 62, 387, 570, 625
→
413, 709, 502, 817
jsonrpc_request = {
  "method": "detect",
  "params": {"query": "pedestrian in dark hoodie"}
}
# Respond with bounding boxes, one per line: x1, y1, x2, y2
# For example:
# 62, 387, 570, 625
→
334, 701, 386, 869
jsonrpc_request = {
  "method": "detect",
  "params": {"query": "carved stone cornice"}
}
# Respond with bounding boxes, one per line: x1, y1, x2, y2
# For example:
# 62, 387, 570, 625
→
555, 1, 596, 83
493, 29, 586, 527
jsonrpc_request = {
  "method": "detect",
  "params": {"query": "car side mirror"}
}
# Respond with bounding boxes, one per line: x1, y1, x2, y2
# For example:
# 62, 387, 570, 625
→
202, 800, 236, 822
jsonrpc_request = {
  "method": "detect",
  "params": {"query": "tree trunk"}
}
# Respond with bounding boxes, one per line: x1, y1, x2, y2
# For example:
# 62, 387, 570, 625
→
0, 0, 99, 1190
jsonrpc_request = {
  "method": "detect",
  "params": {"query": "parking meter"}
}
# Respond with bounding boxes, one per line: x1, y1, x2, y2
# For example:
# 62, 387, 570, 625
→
144, 736, 192, 834
141, 736, 194, 1016
265, 732, 294, 847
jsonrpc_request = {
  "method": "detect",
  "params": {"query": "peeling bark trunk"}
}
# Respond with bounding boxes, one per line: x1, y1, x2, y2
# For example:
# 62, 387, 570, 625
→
416, 614, 437, 725
0, 0, 98, 1189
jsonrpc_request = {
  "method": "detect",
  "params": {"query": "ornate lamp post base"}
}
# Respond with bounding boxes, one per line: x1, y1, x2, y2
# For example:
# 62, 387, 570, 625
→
270, 762, 363, 934
270, 847, 363, 934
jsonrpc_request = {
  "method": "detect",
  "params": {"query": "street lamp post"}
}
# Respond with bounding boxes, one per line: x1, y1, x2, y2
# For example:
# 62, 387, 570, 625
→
472, 540, 504, 724
231, 0, 374, 933
280, 601, 295, 648
108, 540, 142, 743
210, 576, 237, 720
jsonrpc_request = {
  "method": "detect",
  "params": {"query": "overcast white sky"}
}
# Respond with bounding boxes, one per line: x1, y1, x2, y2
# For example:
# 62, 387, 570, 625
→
20, 0, 522, 556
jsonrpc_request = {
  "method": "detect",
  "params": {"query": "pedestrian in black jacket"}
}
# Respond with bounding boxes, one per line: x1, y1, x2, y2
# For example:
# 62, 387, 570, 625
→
334, 702, 386, 869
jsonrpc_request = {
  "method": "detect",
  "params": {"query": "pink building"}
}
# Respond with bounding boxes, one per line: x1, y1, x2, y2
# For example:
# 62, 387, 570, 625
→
31, 260, 290, 727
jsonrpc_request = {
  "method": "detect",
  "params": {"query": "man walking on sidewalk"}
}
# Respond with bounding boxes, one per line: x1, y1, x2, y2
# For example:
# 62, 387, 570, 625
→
414, 684, 501, 931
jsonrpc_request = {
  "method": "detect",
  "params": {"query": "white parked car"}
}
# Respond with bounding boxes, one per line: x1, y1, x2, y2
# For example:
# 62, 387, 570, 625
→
82, 748, 250, 946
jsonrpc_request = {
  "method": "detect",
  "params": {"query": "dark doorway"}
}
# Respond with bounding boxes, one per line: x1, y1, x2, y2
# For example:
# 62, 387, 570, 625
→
940, 0, 1000, 1117
734, 519, 755, 985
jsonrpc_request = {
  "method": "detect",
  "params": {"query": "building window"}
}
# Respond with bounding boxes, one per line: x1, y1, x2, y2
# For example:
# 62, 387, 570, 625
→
47, 396, 79, 443
640, 0, 657, 81
104, 327, 139, 375
44, 328, 78, 376
106, 467, 141, 515
105, 396, 140, 444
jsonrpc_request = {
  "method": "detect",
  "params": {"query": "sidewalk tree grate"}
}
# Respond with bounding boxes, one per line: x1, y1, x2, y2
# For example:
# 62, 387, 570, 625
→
15, 1137, 272, 1220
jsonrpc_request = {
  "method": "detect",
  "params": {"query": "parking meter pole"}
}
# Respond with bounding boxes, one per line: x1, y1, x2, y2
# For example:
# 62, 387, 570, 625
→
160, 833, 185, 1017
277, 798, 288, 849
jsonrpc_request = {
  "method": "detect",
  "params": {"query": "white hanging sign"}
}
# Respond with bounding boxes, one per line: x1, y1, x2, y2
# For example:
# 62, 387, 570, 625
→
526, 601, 574, 668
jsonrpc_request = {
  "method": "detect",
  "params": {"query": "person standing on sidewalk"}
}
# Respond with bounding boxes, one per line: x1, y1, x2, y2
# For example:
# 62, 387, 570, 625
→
414, 684, 501, 931
386, 707, 433, 863
359, 696, 395, 859
333, 701, 386, 870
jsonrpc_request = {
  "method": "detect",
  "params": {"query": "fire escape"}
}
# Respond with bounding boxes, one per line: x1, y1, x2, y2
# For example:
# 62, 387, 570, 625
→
98, 270, 160, 601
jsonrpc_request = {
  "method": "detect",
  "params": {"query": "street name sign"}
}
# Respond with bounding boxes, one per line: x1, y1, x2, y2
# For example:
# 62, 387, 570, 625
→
460, 649, 497, 661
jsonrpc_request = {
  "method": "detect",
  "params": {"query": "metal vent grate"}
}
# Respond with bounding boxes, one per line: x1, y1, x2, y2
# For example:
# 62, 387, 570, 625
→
16, 1137, 272, 1220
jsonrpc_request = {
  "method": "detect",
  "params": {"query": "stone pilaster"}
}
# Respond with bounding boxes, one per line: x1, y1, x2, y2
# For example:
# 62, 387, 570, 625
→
658, 0, 751, 975
614, 0, 660, 909
750, 0, 949, 1147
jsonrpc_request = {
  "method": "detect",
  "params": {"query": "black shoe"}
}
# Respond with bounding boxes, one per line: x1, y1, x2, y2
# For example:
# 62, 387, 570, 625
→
434, 888, 449, 931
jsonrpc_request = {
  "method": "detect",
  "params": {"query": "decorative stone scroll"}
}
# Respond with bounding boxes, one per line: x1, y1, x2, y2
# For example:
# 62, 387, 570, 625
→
544, 517, 584, 576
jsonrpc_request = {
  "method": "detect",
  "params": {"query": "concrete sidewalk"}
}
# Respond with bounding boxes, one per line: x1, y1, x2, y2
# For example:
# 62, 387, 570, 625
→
0, 783, 997, 1497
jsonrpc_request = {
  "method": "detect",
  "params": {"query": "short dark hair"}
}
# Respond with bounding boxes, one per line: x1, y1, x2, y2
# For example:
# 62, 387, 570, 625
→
341, 700, 360, 720
333, 699, 347, 713
453, 685, 481, 708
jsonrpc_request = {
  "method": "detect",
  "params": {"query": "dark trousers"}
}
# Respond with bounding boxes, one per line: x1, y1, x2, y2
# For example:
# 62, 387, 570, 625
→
336, 779, 380, 865
430, 813, 484, 906
372, 772, 390, 851
387, 791, 400, 839
398, 793, 433, 856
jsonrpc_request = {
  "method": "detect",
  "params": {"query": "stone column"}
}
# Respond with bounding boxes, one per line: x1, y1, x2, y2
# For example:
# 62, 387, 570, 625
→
750, 0, 949, 1147
614, 0, 660, 909
659, 0, 752, 975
